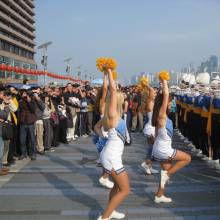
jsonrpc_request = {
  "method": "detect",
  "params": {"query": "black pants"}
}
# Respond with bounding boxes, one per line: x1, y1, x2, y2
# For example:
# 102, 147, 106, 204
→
211, 113, 220, 160
80, 112, 88, 135
187, 111, 193, 142
169, 112, 176, 128
200, 117, 209, 156
43, 119, 53, 150
92, 113, 100, 129
59, 117, 67, 143
193, 113, 203, 150
75, 112, 80, 136
52, 123, 59, 147
8, 125, 19, 162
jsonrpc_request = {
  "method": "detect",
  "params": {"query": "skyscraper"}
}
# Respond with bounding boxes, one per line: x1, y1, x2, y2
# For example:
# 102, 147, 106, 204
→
0, 0, 37, 83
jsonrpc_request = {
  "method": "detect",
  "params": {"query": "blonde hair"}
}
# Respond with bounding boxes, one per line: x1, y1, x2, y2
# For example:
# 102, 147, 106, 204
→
102, 90, 124, 129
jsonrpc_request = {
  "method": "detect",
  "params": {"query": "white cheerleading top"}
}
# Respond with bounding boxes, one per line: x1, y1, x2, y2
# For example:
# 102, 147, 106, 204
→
143, 112, 155, 137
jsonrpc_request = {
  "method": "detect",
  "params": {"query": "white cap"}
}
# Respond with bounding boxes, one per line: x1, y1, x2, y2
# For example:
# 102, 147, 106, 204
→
196, 72, 210, 85
189, 75, 196, 85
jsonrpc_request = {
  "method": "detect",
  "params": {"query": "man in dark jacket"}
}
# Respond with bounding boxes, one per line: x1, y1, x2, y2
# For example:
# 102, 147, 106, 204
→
18, 90, 37, 160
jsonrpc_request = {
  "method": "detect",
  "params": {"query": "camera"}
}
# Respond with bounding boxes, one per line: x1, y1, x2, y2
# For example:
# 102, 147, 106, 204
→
85, 85, 92, 91
26, 90, 34, 97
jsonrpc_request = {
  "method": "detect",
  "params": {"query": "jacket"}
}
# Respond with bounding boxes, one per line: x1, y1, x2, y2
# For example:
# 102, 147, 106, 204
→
18, 99, 37, 125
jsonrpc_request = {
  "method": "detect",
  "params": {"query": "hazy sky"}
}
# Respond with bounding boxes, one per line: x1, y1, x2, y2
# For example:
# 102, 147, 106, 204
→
35, 0, 220, 83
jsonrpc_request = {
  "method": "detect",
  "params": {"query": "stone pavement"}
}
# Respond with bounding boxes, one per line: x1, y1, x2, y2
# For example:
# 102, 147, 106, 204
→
0, 131, 220, 220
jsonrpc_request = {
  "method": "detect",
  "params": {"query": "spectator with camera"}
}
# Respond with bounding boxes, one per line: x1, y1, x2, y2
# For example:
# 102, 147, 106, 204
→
64, 83, 81, 141
78, 89, 89, 137
7, 87, 19, 165
17, 90, 37, 160
0, 90, 18, 168
0, 90, 18, 166
0, 88, 16, 175
32, 87, 45, 155
49, 86, 63, 147
86, 89, 96, 134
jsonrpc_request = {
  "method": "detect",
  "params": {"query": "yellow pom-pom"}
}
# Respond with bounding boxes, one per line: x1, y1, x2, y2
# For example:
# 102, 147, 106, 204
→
105, 57, 117, 70
112, 71, 118, 80
96, 57, 106, 72
159, 71, 170, 81
139, 75, 149, 86
137, 84, 143, 91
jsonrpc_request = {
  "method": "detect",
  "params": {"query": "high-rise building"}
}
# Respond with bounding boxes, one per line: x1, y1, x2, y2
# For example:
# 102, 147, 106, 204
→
0, 0, 37, 83
209, 55, 218, 73
198, 55, 218, 73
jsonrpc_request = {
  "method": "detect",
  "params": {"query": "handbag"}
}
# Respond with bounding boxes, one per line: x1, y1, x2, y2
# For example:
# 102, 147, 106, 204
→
50, 112, 59, 127
2, 122, 13, 140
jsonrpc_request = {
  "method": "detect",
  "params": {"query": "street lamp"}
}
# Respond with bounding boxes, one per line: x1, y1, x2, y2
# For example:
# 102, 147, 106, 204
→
77, 65, 82, 79
37, 41, 52, 85
84, 70, 87, 80
64, 57, 72, 82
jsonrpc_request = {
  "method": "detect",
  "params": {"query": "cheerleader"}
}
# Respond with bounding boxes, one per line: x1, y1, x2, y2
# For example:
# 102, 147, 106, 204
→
151, 77, 191, 203
96, 69, 130, 220
141, 85, 159, 175
95, 74, 114, 189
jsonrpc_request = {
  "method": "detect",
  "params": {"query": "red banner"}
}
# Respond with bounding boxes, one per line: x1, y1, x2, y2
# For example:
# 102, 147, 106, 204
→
0, 64, 87, 83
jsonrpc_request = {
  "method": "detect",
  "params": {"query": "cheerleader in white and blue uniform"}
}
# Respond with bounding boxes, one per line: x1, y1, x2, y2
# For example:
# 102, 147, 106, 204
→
142, 85, 159, 175
151, 77, 191, 204
96, 69, 130, 220
94, 73, 114, 189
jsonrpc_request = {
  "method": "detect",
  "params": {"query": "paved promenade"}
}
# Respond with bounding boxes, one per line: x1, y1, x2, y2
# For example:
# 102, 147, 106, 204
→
0, 131, 220, 220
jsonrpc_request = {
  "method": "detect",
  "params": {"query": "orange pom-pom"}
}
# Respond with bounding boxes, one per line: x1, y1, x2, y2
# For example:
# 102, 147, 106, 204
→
159, 71, 170, 81
105, 57, 117, 70
112, 71, 118, 80
96, 57, 106, 72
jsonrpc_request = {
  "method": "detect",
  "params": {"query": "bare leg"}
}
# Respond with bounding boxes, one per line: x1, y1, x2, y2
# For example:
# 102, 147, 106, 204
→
145, 159, 152, 165
102, 171, 109, 179
102, 171, 130, 218
109, 183, 119, 202
145, 136, 154, 165
156, 161, 172, 197
167, 150, 191, 175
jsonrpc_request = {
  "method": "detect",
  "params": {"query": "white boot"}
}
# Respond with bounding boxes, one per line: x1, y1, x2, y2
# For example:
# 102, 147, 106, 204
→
201, 156, 210, 161
110, 210, 125, 219
160, 170, 169, 188
215, 163, 220, 170
99, 176, 114, 189
150, 167, 159, 174
154, 195, 172, 203
141, 162, 151, 175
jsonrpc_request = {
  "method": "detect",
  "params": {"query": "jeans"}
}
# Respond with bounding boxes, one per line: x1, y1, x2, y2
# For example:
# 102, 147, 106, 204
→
20, 124, 36, 156
0, 136, 4, 169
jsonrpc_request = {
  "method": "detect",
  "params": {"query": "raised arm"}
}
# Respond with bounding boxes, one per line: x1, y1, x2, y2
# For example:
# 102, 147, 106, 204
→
94, 119, 105, 138
158, 80, 169, 125
107, 69, 117, 119
145, 85, 155, 111
123, 99, 128, 114
99, 73, 108, 115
